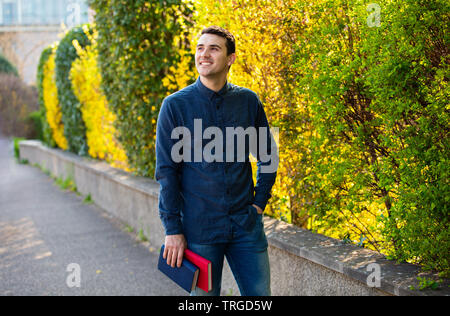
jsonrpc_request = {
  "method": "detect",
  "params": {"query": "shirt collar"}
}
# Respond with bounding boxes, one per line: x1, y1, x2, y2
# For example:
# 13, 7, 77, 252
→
196, 76, 230, 99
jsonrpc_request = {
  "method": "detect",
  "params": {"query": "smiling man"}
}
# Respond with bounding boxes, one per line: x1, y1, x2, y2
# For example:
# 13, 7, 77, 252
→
155, 26, 278, 296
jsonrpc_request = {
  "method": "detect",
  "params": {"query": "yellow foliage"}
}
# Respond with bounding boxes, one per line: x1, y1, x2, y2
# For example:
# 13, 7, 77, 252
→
162, 49, 196, 93
69, 27, 131, 172
182, 0, 309, 224
171, 0, 386, 251
42, 47, 68, 150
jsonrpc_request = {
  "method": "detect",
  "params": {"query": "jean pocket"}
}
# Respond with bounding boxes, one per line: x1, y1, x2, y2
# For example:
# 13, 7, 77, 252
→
250, 204, 264, 225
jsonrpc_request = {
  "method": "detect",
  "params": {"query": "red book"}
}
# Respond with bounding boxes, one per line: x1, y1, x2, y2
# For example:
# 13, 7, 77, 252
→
184, 249, 212, 292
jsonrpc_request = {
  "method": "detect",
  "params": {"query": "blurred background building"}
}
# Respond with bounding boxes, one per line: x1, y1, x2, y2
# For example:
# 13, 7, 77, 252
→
0, 0, 92, 85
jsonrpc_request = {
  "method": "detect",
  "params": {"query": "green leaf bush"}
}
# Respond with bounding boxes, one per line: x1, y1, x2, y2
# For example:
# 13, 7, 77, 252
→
88, 0, 194, 176
55, 25, 93, 156
292, 0, 449, 274
0, 53, 19, 77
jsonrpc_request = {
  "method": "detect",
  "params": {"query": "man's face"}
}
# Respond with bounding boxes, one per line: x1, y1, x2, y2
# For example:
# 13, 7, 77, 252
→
195, 33, 235, 79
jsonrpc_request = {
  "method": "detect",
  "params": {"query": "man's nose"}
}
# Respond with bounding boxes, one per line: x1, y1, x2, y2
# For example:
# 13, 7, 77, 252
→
200, 49, 210, 57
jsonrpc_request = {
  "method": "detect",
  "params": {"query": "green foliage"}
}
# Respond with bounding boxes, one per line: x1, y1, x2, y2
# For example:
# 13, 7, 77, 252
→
27, 110, 44, 141
55, 175, 77, 192
83, 193, 93, 204
410, 277, 443, 291
88, 0, 194, 177
13, 137, 25, 161
55, 25, 92, 156
138, 228, 148, 242
0, 53, 18, 76
36, 46, 55, 147
292, 0, 449, 275
371, 0, 449, 275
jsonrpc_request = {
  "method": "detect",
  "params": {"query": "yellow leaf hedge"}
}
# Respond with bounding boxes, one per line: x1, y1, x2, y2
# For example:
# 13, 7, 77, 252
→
182, 0, 313, 226
69, 26, 130, 172
42, 46, 68, 151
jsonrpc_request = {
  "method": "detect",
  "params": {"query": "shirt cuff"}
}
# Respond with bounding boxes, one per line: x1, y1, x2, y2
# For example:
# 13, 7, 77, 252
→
253, 192, 272, 212
160, 214, 183, 236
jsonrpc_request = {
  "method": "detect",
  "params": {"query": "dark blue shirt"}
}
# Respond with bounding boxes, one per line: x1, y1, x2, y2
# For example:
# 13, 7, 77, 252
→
155, 77, 277, 244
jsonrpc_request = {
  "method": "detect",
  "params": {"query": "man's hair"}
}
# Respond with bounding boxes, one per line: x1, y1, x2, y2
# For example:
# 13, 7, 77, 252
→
201, 26, 236, 56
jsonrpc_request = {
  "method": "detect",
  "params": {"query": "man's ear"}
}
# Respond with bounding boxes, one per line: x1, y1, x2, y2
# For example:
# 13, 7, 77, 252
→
228, 53, 236, 67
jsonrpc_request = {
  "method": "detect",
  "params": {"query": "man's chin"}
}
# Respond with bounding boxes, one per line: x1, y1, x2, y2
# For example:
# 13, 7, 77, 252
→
197, 69, 213, 77
197, 69, 228, 80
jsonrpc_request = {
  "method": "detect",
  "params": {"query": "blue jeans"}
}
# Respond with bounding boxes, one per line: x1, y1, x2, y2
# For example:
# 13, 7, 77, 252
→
189, 215, 270, 296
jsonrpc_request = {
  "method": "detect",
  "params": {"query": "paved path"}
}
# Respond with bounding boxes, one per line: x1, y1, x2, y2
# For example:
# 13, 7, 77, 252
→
0, 137, 185, 296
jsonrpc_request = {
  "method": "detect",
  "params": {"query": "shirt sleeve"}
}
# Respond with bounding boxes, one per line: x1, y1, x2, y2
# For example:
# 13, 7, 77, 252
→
154, 98, 184, 235
253, 95, 278, 211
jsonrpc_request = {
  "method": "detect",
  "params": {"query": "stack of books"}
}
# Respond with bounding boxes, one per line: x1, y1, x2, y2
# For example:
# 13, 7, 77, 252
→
158, 245, 212, 293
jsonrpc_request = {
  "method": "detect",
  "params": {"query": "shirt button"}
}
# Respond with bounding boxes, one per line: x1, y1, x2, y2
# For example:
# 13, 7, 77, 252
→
226, 189, 230, 194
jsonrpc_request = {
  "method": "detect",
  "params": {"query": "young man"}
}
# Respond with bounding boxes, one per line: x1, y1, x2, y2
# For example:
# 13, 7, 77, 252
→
155, 26, 278, 296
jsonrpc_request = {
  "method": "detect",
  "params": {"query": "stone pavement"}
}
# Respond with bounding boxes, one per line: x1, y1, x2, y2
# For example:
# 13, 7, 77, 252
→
0, 137, 185, 296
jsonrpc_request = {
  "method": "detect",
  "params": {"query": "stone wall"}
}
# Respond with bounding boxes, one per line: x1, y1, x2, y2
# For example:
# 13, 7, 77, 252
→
0, 26, 62, 85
